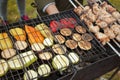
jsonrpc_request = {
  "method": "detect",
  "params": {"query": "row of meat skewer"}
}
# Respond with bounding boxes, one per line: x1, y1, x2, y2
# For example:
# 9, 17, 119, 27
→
69, 0, 120, 56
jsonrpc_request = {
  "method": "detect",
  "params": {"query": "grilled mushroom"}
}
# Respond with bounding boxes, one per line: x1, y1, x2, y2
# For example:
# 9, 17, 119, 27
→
52, 44, 66, 54
65, 40, 78, 49
72, 33, 82, 41
1, 49, 16, 59
55, 34, 65, 44
60, 28, 72, 36
78, 41, 92, 50
81, 33, 93, 41
75, 26, 86, 34
39, 52, 52, 60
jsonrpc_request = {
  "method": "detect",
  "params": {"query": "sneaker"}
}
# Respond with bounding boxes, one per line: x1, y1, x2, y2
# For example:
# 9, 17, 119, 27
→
21, 15, 29, 21
1, 20, 9, 25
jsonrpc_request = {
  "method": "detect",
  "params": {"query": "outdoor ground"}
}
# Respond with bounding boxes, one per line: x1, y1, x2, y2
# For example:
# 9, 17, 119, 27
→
1, 0, 120, 80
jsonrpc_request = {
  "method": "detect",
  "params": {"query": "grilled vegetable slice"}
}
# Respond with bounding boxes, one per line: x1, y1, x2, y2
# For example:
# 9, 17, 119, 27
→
78, 41, 92, 50
39, 52, 52, 60
55, 34, 65, 44
81, 33, 93, 41
35, 23, 54, 39
68, 52, 81, 64
0, 59, 8, 77
65, 40, 78, 49
38, 64, 51, 77
24, 70, 38, 80
15, 41, 28, 50
50, 21, 60, 33
43, 38, 53, 46
0, 33, 13, 50
75, 26, 86, 34
31, 43, 45, 52
25, 25, 44, 44
52, 55, 69, 70
60, 28, 72, 36
52, 44, 66, 55
1, 49, 16, 59
9, 28, 26, 41
8, 51, 37, 70
72, 33, 82, 41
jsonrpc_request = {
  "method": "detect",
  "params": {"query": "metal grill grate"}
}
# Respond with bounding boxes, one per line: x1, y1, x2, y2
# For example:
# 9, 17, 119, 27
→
0, 10, 113, 80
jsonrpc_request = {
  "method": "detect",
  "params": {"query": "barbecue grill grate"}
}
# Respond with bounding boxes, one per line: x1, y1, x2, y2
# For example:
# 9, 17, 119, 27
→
0, 9, 113, 80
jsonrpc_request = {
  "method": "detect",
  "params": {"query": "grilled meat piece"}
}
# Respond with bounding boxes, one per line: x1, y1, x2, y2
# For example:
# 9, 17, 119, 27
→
104, 27, 116, 39
74, 6, 83, 16
112, 11, 120, 20
55, 34, 65, 44
95, 32, 110, 45
110, 24, 120, 35
96, 20, 108, 29
118, 19, 120, 24
89, 26, 100, 33
116, 34, 120, 42
92, 3, 101, 16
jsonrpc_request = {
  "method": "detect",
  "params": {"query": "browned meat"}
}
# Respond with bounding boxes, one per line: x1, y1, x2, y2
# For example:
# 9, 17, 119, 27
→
110, 24, 120, 35
96, 20, 108, 29
104, 27, 116, 39
116, 34, 120, 42
95, 32, 110, 45
89, 26, 100, 33
112, 11, 120, 20
74, 6, 83, 16
92, 3, 101, 15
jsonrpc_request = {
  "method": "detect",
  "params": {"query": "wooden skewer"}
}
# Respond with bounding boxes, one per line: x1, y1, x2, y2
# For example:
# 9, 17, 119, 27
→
70, 0, 120, 56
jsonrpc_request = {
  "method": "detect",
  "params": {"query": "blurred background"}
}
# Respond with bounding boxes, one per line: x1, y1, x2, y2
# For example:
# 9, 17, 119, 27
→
1, 0, 120, 80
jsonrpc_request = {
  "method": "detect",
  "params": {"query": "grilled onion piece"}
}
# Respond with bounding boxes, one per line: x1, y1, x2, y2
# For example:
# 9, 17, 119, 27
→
31, 43, 45, 52
38, 64, 51, 77
68, 52, 81, 64
75, 26, 86, 34
24, 70, 38, 80
52, 55, 69, 70
52, 44, 66, 54
81, 33, 93, 41
0, 59, 8, 77
65, 40, 78, 49
1, 49, 16, 59
43, 38, 53, 47
39, 52, 52, 60
72, 33, 82, 41
55, 35, 65, 44
15, 41, 28, 50
60, 28, 72, 36
78, 41, 92, 50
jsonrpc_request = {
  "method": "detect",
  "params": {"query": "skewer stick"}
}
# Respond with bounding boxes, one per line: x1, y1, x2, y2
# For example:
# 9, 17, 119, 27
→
69, 0, 77, 8
112, 39, 120, 48
74, 0, 84, 9
107, 42, 120, 57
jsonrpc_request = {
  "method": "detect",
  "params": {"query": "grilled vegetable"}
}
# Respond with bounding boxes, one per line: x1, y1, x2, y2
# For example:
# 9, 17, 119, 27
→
72, 33, 82, 41
65, 40, 78, 49
0, 33, 13, 50
81, 33, 93, 41
75, 26, 86, 34
39, 52, 52, 60
9, 28, 26, 41
68, 52, 81, 64
25, 25, 44, 44
24, 70, 38, 80
1, 49, 16, 59
52, 44, 66, 55
0, 59, 9, 77
52, 55, 69, 70
8, 50, 37, 70
50, 21, 60, 33
35, 23, 54, 39
78, 41, 92, 50
55, 34, 65, 44
31, 43, 45, 52
38, 64, 51, 77
14, 41, 28, 50
43, 38, 53, 47
60, 28, 72, 36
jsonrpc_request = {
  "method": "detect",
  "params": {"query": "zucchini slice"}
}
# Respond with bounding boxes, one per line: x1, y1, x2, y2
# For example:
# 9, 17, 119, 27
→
52, 55, 69, 70
0, 59, 9, 77
38, 64, 51, 77
24, 70, 38, 80
8, 50, 37, 70
68, 52, 80, 64
15, 41, 28, 50
39, 52, 52, 60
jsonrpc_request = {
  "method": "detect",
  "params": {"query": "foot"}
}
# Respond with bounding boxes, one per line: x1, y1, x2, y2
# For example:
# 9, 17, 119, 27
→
21, 15, 29, 21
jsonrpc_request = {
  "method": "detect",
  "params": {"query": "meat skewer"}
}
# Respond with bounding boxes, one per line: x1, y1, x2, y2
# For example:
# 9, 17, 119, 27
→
70, 0, 120, 56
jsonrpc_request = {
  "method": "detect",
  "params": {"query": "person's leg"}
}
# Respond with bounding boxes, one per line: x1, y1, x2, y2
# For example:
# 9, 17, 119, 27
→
16, 0, 29, 20
0, 0, 8, 21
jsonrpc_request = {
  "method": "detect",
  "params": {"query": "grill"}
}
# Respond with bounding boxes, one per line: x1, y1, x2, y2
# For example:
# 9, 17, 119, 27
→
0, 0, 120, 80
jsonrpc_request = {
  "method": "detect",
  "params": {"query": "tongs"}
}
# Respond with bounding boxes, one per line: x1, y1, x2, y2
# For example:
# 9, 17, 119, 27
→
69, 0, 120, 56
